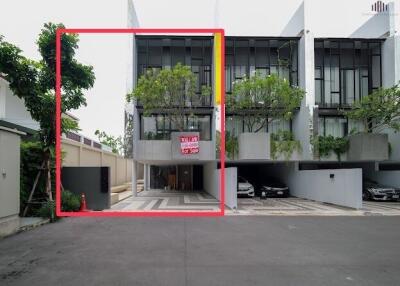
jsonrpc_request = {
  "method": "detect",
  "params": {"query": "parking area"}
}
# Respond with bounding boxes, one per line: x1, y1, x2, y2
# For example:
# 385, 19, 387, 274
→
231, 197, 400, 216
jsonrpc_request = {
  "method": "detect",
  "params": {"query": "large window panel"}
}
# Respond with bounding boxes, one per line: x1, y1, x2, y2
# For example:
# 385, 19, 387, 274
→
341, 70, 355, 105
226, 116, 243, 137
314, 39, 382, 108
171, 39, 185, 66
268, 119, 290, 133
323, 117, 347, 137
372, 55, 381, 89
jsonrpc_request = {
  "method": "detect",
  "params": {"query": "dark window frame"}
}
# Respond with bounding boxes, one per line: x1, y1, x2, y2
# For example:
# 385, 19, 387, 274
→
225, 37, 299, 98
136, 36, 213, 107
314, 39, 383, 109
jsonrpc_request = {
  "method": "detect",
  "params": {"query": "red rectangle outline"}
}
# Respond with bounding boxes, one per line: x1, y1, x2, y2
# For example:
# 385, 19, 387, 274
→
55, 28, 225, 217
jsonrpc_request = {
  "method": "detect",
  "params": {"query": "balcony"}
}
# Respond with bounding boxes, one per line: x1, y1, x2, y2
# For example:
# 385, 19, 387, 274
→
134, 132, 215, 162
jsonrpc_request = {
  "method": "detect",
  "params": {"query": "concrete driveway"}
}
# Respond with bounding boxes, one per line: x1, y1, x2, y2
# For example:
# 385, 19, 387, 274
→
1, 216, 400, 286
235, 197, 400, 216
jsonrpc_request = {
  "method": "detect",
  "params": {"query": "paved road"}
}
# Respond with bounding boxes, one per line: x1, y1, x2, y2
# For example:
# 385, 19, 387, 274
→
1, 216, 400, 286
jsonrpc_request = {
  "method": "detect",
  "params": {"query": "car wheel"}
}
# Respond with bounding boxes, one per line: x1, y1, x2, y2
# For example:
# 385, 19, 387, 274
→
363, 191, 372, 201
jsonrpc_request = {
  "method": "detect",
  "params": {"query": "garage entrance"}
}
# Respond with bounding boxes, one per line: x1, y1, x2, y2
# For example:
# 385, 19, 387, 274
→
149, 164, 204, 191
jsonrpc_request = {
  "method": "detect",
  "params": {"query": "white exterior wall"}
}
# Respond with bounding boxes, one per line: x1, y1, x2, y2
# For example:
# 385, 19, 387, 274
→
0, 78, 39, 131
276, 164, 363, 209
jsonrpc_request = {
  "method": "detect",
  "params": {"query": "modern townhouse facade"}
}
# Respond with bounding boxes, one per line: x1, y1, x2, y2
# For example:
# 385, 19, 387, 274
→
130, 35, 218, 196
129, 0, 400, 208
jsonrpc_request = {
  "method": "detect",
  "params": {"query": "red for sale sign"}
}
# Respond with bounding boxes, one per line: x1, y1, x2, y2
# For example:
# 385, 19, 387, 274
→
180, 135, 199, 154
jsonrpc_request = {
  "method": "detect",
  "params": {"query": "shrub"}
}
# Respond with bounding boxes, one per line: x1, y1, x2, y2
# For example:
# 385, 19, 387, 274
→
270, 130, 302, 160
314, 135, 349, 161
20, 141, 49, 216
61, 191, 81, 212
37, 200, 57, 222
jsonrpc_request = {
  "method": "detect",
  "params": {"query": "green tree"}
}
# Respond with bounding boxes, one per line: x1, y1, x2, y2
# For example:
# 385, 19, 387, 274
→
226, 73, 304, 132
345, 84, 400, 133
0, 23, 95, 203
127, 63, 210, 131
95, 130, 123, 155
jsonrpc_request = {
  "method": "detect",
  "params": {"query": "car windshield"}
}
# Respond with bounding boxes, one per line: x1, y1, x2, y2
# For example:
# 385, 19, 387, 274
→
238, 177, 247, 183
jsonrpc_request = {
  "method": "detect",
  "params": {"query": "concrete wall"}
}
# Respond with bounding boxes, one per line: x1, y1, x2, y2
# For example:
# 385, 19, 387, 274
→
0, 127, 24, 237
62, 138, 132, 187
347, 134, 389, 161
272, 164, 363, 209
224, 167, 238, 210
203, 163, 237, 209
238, 133, 271, 160
135, 138, 215, 163
203, 161, 219, 200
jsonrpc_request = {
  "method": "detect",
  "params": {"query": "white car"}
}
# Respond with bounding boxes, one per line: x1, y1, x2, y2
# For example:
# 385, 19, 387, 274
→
237, 176, 255, 197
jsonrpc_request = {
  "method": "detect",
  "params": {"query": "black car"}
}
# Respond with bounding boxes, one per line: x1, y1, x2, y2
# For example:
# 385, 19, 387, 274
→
363, 179, 400, 201
256, 178, 289, 198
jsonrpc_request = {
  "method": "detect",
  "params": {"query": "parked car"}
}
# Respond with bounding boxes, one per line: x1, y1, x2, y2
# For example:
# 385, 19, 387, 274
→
237, 176, 255, 197
256, 177, 289, 198
363, 179, 400, 201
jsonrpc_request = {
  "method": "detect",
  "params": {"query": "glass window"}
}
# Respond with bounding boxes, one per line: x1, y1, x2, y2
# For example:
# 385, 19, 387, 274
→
321, 117, 347, 137
372, 55, 381, 89
314, 39, 382, 108
198, 116, 211, 141
268, 119, 290, 133
140, 114, 211, 140
171, 39, 185, 66
341, 70, 355, 105
141, 116, 158, 139
226, 116, 242, 137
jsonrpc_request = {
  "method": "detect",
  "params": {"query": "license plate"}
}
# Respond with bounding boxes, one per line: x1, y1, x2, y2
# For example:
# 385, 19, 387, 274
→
393, 195, 399, 199
277, 191, 283, 195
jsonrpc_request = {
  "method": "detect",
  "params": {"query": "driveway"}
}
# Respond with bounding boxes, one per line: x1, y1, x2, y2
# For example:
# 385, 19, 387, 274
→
1, 216, 400, 286
235, 197, 400, 216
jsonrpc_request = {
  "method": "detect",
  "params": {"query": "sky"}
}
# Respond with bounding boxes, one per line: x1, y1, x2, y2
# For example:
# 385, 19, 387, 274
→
0, 0, 130, 139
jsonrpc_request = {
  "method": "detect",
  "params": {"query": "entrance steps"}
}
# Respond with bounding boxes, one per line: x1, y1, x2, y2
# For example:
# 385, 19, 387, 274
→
110, 180, 145, 205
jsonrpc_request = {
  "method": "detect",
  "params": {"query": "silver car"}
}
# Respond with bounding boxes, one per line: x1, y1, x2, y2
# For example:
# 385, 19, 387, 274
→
363, 179, 400, 201
237, 176, 255, 197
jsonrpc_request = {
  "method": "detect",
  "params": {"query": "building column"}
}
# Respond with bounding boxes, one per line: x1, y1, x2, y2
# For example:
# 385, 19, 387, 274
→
143, 163, 149, 191
295, 28, 315, 161
382, 2, 400, 160
132, 160, 137, 197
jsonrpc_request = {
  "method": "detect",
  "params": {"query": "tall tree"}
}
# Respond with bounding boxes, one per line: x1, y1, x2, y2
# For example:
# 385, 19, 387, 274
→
226, 73, 304, 132
127, 63, 211, 132
0, 23, 95, 202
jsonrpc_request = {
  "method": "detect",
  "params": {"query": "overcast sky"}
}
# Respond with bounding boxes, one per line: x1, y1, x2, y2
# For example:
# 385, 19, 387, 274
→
0, 0, 130, 139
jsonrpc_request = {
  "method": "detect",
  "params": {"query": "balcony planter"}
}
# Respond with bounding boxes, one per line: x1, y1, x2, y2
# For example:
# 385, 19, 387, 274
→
135, 140, 172, 161
347, 133, 389, 161
238, 132, 271, 160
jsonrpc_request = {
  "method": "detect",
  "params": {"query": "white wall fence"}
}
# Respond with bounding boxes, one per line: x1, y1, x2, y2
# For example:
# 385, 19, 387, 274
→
62, 138, 132, 187
203, 162, 237, 209
276, 164, 363, 209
